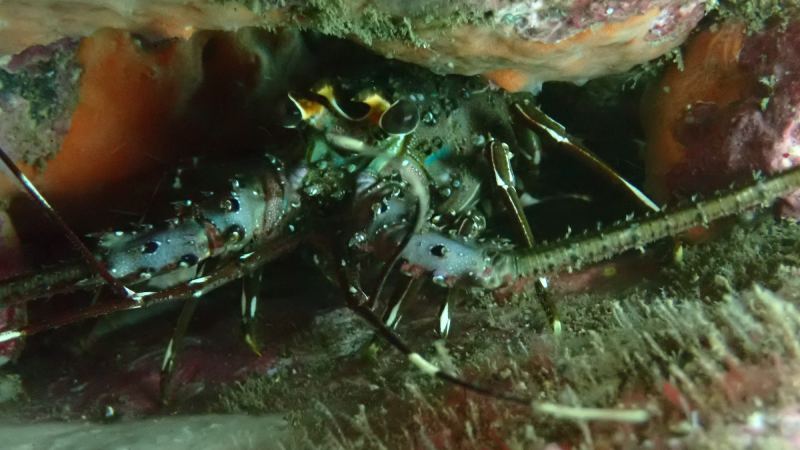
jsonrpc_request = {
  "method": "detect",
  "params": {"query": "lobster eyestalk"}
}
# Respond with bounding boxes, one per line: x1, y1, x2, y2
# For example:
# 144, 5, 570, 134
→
479, 166, 800, 289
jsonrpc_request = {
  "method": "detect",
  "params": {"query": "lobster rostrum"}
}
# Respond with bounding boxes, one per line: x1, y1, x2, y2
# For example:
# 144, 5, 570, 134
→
1, 65, 800, 418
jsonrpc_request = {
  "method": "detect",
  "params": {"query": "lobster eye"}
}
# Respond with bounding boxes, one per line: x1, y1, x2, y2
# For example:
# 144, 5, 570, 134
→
379, 99, 419, 135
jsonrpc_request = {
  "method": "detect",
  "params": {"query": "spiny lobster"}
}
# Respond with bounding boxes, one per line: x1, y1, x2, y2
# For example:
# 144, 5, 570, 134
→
0, 61, 799, 420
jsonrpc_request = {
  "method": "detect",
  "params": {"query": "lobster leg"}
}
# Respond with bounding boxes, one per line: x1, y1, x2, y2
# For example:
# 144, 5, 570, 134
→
160, 295, 199, 405
0, 236, 300, 343
512, 102, 660, 213
506, 104, 665, 333
159, 259, 222, 405
437, 289, 455, 338
328, 246, 530, 405
381, 276, 423, 330
363, 162, 429, 325
341, 264, 650, 420
485, 140, 536, 247
240, 271, 263, 355
513, 101, 683, 333
0, 263, 96, 307
486, 139, 561, 332
335, 245, 650, 421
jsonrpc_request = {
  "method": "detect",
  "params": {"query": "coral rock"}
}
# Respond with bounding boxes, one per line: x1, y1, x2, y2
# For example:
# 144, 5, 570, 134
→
0, 0, 265, 55
368, 0, 706, 89
0, 28, 300, 223
0, 1, 706, 88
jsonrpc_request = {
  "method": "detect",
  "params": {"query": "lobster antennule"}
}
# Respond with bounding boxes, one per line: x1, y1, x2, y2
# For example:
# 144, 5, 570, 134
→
336, 252, 650, 420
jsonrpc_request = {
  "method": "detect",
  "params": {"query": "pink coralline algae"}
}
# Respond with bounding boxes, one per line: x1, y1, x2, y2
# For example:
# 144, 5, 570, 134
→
647, 22, 800, 217
0, 38, 80, 167
0, 211, 26, 365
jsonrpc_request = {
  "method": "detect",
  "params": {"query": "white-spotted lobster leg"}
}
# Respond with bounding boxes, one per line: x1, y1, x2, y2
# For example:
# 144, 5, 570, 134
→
0, 145, 133, 301
160, 292, 200, 405
0, 236, 300, 344
381, 277, 423, 330
240, 271, 264, 355
327, 244, 531, 405
437, 289, 455, 338
501, 104, 664, 333
159, 259, 224, 405
328, 242, 650, 421
485, 140, 536, 248
486, 138, 561, 332
512, 102, 661, 213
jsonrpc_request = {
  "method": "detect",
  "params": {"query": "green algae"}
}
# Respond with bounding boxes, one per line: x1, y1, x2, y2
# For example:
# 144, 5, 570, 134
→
213, 0, 486, 48
0, 42, 80, 167
295, 0, 422, 47
711, 0, 800, 31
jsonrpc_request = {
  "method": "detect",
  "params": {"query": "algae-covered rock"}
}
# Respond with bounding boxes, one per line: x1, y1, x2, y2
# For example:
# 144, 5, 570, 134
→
0, 0, 706, 87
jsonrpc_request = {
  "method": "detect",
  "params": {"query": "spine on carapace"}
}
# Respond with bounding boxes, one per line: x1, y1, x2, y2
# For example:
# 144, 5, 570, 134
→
482, 167, 800, 288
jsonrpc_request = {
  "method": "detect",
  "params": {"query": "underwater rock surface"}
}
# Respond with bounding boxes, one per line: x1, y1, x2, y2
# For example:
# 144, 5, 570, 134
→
645, 21, 800, 217
0, 0, 705, 87
1, 4, 800, 449
0, 38, 80, 169
367, 0, 706, 89
0, 414, 288, 450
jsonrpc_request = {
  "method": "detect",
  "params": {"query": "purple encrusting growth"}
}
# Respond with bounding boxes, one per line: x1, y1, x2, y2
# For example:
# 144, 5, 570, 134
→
481, 0, 705, 42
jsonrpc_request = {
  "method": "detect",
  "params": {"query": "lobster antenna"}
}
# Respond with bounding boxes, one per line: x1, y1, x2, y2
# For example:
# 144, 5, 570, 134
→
0, 145, 134, 300
350, 292, 650, 422
0, 262, 93, 306
372, 155, 429, 308
489, 165, 800, 286
0, 235, 303, 343
338, 263, 649, 423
